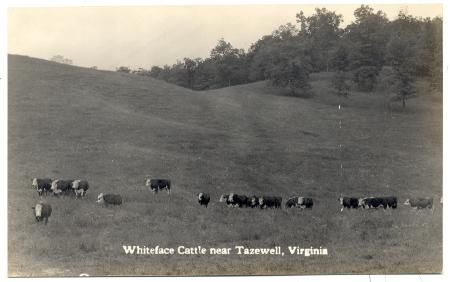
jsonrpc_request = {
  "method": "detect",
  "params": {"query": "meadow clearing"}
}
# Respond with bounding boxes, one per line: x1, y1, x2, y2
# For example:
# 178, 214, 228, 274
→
8, 55, 442, 276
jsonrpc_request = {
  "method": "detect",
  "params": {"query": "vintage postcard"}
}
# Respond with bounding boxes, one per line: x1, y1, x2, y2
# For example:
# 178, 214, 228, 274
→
7, 2, 443, 277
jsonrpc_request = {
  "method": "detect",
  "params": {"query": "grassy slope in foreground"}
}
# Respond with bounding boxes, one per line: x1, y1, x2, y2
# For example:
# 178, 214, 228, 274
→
8, 55, 442, 276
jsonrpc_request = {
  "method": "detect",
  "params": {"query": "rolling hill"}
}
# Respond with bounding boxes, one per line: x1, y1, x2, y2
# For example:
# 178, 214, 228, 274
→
8, 54, 442, 276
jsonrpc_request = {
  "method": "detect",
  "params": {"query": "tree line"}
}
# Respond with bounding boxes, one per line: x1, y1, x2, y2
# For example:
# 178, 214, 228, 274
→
118, 5, 442, 107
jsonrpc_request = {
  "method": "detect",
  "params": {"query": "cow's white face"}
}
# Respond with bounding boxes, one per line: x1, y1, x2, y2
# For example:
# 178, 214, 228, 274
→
31, 178, 38, 188
339, 197, 343, 205
50, 180, 59, 191
228, 193, 234, 202
404, 199, 410, 205
297, 197, 304, 205
34, 203, 43, 218
198, 193, 203, 200
358, 198, 365, 207
97, 193, 104, 203
258, 197, 264, 206
145, 179, 151, 186
219, 194, 227, 202
72, 180, 81, 189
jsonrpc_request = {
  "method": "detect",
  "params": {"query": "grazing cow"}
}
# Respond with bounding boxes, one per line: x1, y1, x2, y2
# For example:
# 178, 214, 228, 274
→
198, 193, 210, 207
51, 179, 74, 196
228, 193, 249, 208
72, 180, 89, 198
339, 196, 360, 211
145, 178, 171, 194
219, 194, 233, 207
31, 178, 52, 196
31, 202, 52, 224
258, 196, 282, 209
97, 193, 122, 207
360, 196, 397, 209
404, 197, 433, 209
286, 197, 314, 209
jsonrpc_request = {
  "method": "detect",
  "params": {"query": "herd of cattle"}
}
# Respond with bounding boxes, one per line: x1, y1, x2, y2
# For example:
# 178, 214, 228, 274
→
30, 177, 439, 225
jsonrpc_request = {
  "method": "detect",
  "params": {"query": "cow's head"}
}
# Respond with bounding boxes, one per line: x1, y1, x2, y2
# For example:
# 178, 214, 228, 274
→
31, 178, 37, 189
358, 198, 366, 207
339, 196, 344, 205
228, 193, 234, 202
297, 197, 304, 205
250, 196, 258, 206
145, 178, 151, 186
97, 193, 104, 203
404, 199, 411, 205
219, 194, 228, 202
33, 203, 43, 221
198, 193, 203, 201
258, 197, 264, 206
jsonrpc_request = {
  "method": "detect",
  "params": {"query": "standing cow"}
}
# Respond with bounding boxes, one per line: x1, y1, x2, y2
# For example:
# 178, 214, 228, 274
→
339, 196, 361, 211
258, 196, 282, 209
31, 178, 52, 196
360, 196, 397, 209
51, 179, 75, 196
228, 193, 249, 208
97, 193, 122, 207
404, 197, 433, 209
286, 197, 313, 209
198, 193, 210, 208
145, 178, 171, 194
31, 202, 52, 224
72, 180, 89, 198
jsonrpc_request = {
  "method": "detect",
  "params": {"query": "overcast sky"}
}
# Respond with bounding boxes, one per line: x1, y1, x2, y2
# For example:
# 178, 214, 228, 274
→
8, 4, 442, 70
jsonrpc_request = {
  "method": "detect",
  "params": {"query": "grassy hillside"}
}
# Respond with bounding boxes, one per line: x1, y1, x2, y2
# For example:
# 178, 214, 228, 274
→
8, 55, 442, 276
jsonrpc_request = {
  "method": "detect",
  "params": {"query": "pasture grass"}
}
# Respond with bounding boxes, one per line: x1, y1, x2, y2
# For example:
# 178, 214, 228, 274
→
8, 55, 442, 276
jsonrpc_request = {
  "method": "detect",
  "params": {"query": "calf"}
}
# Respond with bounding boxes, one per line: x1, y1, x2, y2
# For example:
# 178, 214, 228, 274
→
32, 202, 52, 224
97, 193, 122, 207
404, 197, 433, 209
198, 193, 210, 208
31, 178, 52, 196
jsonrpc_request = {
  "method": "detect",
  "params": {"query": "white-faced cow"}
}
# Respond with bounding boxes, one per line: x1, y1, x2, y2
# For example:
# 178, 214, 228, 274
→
198, 193, 210, 207
359, 196, 397, 209
51, 179, 74, 196
228, 193, 249, 208
258, 196, 282, 209
145, 178, 171, 194
219, 194, 233, 207
32, 202, 52, 224
286, 197, 313, 209
71, 180, 89, 198
97, 193, 122, 207
339, 196, 361, 211
31, 178, 52, 196
404, 197, 433, 209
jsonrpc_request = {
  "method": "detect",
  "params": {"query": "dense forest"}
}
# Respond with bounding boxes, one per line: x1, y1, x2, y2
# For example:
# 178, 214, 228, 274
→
117, 5, 442, 107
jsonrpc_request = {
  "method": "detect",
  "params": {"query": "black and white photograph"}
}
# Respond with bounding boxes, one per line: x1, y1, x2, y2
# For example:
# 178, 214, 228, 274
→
5, 1, 444, 277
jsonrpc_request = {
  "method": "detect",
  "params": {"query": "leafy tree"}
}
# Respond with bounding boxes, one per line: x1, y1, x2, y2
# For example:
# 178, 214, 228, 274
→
344, 5, 389, 91
386, 12, 419, 109
296, 8, 343, 72
331, 43, 350, 99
